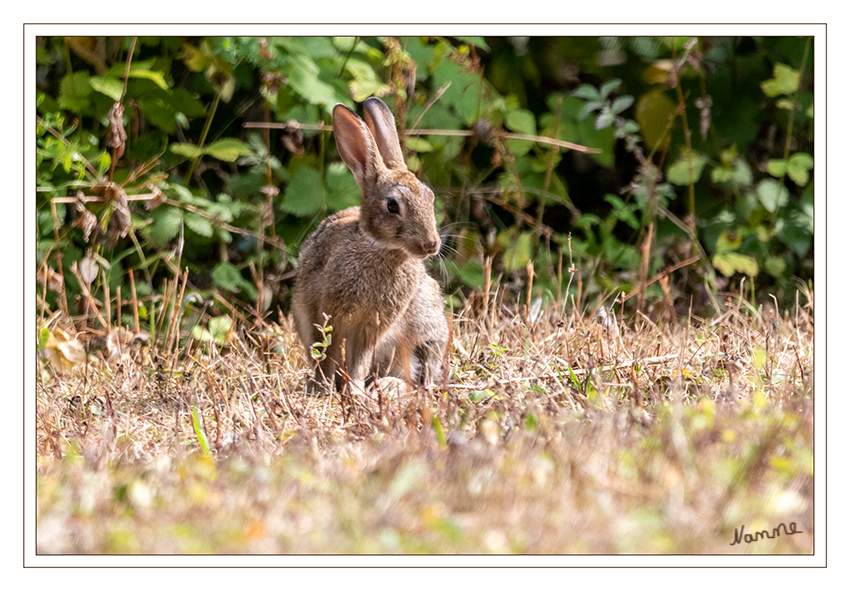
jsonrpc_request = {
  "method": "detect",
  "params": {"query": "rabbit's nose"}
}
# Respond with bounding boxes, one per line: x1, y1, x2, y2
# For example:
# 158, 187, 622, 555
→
423, 238, 440, 255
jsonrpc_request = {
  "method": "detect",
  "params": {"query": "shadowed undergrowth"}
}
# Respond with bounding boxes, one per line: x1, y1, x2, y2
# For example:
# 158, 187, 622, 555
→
36, 289, 814, 554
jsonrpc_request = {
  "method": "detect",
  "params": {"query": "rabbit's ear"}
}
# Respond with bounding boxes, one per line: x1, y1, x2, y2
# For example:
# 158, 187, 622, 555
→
363, 97, 406, 171
333, 103, 376, 186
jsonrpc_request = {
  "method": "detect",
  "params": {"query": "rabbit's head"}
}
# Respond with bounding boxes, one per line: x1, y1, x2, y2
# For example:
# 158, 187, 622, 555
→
333, 98, 441, 259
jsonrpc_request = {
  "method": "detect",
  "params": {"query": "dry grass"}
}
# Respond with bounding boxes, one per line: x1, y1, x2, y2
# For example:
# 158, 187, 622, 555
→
35, 284, 814, 554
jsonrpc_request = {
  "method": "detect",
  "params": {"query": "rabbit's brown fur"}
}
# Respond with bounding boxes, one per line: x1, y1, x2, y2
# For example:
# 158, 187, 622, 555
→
373, 275, 448, 386
292, 98, 447, 392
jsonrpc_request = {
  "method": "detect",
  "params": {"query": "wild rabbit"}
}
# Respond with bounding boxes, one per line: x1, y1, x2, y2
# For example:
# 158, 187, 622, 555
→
292, 97, 448, 392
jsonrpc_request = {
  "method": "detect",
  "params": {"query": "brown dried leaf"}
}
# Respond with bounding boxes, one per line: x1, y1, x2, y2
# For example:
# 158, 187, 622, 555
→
79, 253, 99, 284
261, 70, 283, 93
97, 182, 131, 245
130, 332, 151, 347
44, 327, 87, 372
75, 293, 102, 319
258, 38, 272, 60
260, 187, 278, 226
73, 192, 99, 242
106, 101, 127, 161
473, 119, 493, 144
41, 267, 64, 292
144, 184, 166, 210
686, 47, 704, 73
281, 120, 304, 155
260, 185, 279, 199
106, 327, 134, 364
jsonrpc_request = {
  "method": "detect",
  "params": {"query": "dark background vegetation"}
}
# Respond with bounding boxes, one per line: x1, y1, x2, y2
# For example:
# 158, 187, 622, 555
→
36, 36, 814, 336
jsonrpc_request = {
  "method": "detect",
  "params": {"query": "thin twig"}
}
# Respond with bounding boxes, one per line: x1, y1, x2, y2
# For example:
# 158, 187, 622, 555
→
409, 82, 452, 131
51, 193, 160, 204
119, 37, 138, 104
243, 121, 601, 154
622, 255, 702, 302
69, 262, 108, 329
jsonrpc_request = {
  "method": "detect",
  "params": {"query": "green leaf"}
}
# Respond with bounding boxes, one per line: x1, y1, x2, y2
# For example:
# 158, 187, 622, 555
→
767, 159, 788, 178
595, 109, 615, 130
324, 162, 360, 211
191, 406, 210, 455
169, 184, 196, 203
346, 59, 391, 102
275, 36, 338, 59
192, 325, 213, 342
433, 415, 446, 447
287, 54, 336, 105
468, 390, 493, 403
760, 63, 800, 97
432, 59, 480, 125
147, 206, 183, 246
713, 252, 759, 277
127, 66, 169, 90
205, 138, 252, 162
786, 153, 814, 186
636, 88, 676, 152
777, 215, 812, 256
572, 84, 601, 102
58, 72, 93, 112
89, 76, 124, 102
184, 213, 214, 238
719, 145, 738, 166
281, 167, 323, 217
455, 259, 484, 288
506, 108, 536, 136
610, 95, 634, 114
716, 231, 742, 253
170, 143, 206, 158
499, 230, 533, 273
712, 158, 752, 187
208, 316, 232, 345
456, 37, 490, 51
764, 256, 787, 278
405, 137, 433, 153
599, 79, 623, 99
169, 88, 207, 119
137, 91, 177, 133
668, 150, 708, 185
576, 99, 603, 121
212, 262, 244, 292
567, 366, 581, 390
756, 178, 790, 213
181, 43, 211, 72
39, 327, 51, 351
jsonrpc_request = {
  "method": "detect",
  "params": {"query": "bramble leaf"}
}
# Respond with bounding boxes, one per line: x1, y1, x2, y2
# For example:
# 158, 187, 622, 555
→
761, 63, 800, 97
205, 138, 252, 162
281, 167, 323, 217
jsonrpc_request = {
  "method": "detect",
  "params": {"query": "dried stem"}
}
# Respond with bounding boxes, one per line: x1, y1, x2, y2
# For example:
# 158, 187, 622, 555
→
243, 121, 601, 154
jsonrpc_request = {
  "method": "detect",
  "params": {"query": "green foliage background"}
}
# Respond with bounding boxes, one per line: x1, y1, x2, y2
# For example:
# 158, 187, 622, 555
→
36, 36, 814, 333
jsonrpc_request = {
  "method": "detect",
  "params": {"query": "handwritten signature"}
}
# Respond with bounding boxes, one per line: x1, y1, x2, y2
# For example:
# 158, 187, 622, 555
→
730, 522, 804, 545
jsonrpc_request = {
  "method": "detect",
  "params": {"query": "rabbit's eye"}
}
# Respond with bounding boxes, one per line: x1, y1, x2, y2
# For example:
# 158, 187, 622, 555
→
386, 196, 400, 214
